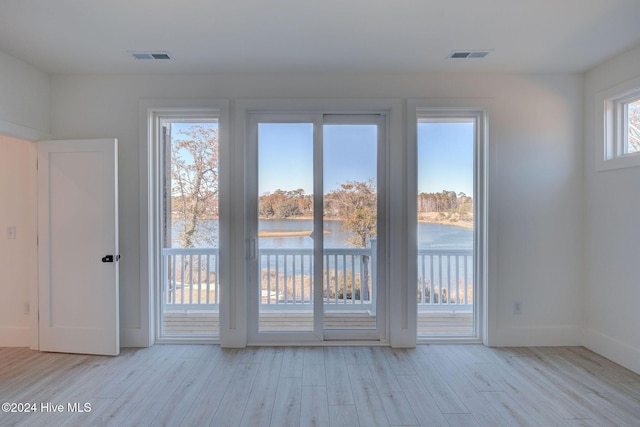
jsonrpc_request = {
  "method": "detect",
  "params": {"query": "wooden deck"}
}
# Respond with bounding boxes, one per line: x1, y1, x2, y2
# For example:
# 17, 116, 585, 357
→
1, 345, 639, 426
164, 310, 473, 336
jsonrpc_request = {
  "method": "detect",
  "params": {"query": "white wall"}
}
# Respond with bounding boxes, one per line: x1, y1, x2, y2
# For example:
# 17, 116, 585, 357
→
0, 50, 50, 139
0, 51, 49, 347
0, 134, 36, 346
583, 45, 640, 373
50, 72, 585, 347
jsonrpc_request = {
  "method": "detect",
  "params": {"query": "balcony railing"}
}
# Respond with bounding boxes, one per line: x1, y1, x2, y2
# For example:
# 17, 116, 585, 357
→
417, 249, 473, 312
162, 246, 472, 312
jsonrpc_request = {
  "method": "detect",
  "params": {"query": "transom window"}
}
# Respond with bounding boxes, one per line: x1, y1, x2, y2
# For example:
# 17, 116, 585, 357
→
597, 78, 640, 170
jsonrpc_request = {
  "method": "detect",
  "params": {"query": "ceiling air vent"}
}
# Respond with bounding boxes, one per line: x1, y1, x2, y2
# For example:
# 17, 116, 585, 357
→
130, 51, 173, 60
448, 50, 491, 59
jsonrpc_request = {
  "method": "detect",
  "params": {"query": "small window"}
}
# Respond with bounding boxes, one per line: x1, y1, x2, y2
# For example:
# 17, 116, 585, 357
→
597, 78, 640, 170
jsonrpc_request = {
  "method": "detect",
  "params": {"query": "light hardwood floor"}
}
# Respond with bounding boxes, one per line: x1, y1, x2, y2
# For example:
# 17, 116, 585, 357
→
1, 345, 639, 426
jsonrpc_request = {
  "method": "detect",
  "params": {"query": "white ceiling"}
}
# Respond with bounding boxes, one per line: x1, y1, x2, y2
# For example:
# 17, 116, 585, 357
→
1, 0, 639, 75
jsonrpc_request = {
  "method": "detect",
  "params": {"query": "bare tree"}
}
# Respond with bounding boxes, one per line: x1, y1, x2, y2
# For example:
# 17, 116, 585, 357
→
325, 179, 377, 300
170, 124, 219, 248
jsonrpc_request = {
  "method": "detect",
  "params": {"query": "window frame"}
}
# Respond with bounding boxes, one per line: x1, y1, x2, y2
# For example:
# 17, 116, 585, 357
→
406, 101, 488, 344
140, 99, 230, 346
596, 75, 640, 171
235, 98, 405, 347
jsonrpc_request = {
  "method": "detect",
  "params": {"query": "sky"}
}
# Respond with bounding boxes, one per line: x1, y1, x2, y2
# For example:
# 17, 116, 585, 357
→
168, 119, 474, 196
417, 121, 474, 195
259, 123, 377, 194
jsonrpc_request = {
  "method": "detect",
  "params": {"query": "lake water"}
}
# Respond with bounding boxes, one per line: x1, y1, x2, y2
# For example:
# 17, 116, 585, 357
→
260, 219, 472, 249
173, 219, 472, 249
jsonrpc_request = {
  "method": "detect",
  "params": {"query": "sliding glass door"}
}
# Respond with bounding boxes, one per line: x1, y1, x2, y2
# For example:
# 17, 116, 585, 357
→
247, 113, 386, 343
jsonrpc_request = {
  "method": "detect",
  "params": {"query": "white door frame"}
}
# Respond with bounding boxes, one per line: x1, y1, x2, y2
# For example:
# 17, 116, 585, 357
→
406, 101, 489, 344
140, 99, 230, 346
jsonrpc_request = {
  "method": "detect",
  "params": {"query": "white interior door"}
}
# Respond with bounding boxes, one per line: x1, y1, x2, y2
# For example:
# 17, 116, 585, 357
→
38, 139, 119, 356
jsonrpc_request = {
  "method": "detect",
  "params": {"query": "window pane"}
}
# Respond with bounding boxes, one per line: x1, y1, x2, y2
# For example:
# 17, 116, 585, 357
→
161, 119, 220, 337
323, 124, 378, 330
166, 121, 220, 249
258, 123, 314, 332
417, 118, 474, 336
627, 100, 640, 154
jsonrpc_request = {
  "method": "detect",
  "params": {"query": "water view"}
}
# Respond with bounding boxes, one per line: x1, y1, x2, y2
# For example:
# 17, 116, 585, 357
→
172, 219, 472, 249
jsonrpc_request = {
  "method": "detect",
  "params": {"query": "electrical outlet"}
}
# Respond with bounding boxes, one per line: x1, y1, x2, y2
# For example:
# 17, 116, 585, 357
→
513, 300, 523, 315
7, 226, 16, 239
24, 302, 30, 315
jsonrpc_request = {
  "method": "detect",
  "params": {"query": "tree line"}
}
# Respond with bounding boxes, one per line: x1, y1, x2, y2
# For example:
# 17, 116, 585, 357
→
417, 190, 473, 215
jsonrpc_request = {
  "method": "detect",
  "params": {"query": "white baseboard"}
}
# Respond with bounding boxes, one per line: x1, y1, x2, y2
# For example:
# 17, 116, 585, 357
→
1, 326, 151, 349
0, 327, 30, 347
584, 328, 640, 375
488, 325, 582, 347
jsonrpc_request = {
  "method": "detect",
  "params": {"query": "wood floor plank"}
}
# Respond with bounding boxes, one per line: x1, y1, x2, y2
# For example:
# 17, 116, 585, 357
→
271, 377, 303, 427
302, 347, 326, 386
0, 349, 47, 386
328, 405, 360, 427
583, 391, 640, 425
177, 348, 242, 427
281, 347, 304, 378
149, 346, 224, 426
395, 374, 450, 427
424, 351, 511, 427
343, 347, 367, 364
324, 347, 355, 405
91, 345, 171, 398
209, 361, 260, 426
530, 349, 613, 394
240, 348, 284, 427
444, 413, 481, 427
13, 355, 122, 427
363, 347, 418, 426
565, 418, 606, 427
237, 347, 265, 364
121, 351, 216, 426
2, 352, 82, 401
382, 347, 417, 375
481, 391, 542, 427
95, 347, 194, 425
347, 363, 390, 427
563, 347, 640, 383
300, 386, 329, 427
506, 354, 637, 426
408, 347, 468, 415
444, 346, 503, 392
480, 357, 576, 421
